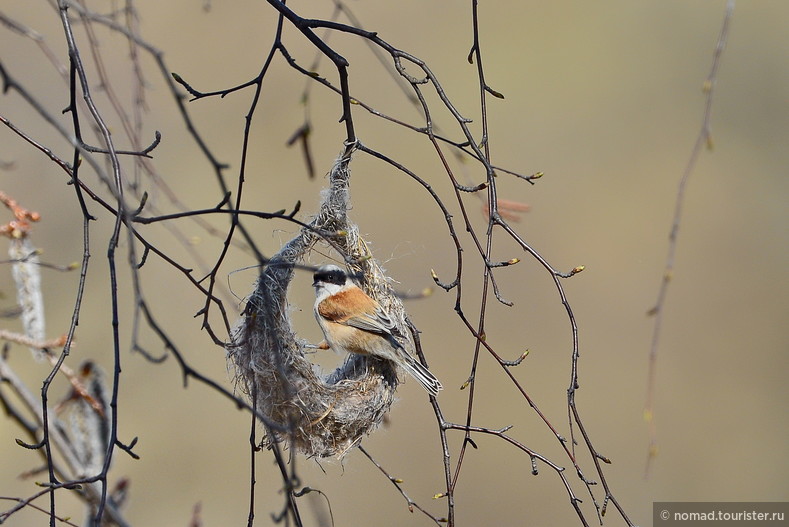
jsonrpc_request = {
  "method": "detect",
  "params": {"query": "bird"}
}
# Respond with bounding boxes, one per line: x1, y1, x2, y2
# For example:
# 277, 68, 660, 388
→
312, 264, 443, 396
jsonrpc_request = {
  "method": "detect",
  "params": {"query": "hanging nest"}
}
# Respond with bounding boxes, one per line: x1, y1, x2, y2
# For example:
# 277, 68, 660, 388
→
226, 146, 412, 458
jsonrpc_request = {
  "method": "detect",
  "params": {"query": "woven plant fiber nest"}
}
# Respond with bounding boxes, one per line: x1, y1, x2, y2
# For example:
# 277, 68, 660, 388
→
226, 147, 415, 458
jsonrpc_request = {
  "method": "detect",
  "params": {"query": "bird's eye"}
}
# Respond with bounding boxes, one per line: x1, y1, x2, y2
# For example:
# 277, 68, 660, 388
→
328, 270, 346, 285
314, 267, 347, 285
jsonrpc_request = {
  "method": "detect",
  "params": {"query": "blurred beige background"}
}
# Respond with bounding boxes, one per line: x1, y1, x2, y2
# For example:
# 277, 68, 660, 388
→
1, 1, 787, 526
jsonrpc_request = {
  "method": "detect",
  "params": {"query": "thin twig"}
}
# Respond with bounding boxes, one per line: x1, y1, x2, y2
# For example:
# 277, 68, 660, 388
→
644, 0, 735, 479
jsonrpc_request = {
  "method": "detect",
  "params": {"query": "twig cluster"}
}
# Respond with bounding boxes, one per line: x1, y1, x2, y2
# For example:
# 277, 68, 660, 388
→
0, 1, 650, 526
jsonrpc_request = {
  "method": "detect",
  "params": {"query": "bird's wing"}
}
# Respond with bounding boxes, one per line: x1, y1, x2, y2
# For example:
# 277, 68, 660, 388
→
345, 308, 395, 335
318, 290, 396, 336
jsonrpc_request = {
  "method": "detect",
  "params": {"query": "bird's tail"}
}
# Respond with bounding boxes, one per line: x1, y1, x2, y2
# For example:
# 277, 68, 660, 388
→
400, 353, 443, 396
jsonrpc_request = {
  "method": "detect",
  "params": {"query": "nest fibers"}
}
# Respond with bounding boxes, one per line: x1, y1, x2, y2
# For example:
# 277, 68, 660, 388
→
226, 146, 415, 458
